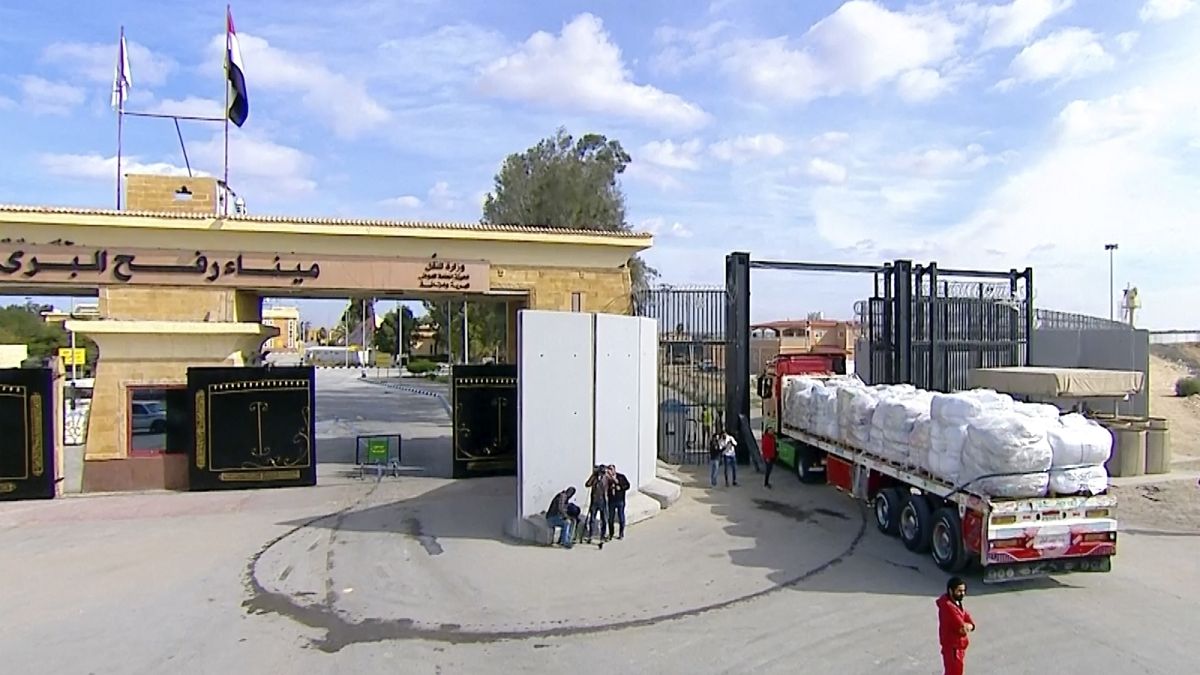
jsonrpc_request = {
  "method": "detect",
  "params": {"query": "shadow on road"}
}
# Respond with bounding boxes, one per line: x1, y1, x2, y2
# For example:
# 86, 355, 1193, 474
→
281, 476, 522, 548
675, 464, 1075, 598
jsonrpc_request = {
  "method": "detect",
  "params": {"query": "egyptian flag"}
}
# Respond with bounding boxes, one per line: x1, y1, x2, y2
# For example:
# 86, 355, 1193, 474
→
226, 8, 249, 127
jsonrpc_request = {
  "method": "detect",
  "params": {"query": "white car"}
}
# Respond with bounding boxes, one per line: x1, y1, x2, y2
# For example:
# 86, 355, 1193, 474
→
131, 401, 167, 434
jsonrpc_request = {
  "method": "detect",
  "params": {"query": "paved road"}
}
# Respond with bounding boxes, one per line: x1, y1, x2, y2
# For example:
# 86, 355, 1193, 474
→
0, 372, 1197, 673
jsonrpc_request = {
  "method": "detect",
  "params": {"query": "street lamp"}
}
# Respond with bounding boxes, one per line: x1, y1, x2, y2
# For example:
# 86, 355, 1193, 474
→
1104, 243, 1119, 321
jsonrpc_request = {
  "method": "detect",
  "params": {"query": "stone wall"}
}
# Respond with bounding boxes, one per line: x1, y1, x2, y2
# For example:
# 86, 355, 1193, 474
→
491, 264, 632, 315
124, 175, 219, 213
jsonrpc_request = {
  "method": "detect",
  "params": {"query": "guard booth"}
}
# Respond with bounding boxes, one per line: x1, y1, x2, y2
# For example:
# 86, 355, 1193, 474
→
0, 368, 56, 500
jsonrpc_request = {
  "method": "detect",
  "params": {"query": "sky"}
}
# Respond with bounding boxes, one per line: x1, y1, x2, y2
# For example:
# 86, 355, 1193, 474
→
2, 0, 1199, 329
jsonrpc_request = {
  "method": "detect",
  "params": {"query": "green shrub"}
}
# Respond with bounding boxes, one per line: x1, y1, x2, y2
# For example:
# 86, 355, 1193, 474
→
1175, 376, 1200, 397
408, 359, 437, 375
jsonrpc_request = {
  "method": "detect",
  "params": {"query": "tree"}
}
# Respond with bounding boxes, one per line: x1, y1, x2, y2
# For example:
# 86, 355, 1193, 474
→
374, 305, 416, 356
421, 300, 508, 363
0, 302, 97, 367
482, 127, 659, 290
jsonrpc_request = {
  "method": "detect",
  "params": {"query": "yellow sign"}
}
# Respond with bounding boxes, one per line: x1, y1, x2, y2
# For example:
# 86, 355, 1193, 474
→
374, 353, 394, 368
58, 347, 86, 365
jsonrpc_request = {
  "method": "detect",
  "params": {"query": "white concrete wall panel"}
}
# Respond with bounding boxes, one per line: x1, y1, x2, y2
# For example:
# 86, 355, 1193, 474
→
517, 310, 595, 519
593, 314, 640, 478
637, 317, 658, 489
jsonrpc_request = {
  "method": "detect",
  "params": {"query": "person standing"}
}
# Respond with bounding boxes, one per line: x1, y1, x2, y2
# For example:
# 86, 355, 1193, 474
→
937, 576, 975, 675
584, 466, 611, 544
708, 432, 723, 487
606, 465, 630, 540
701, 406, 714, 440
545, 487, 577, 549
718, 430, 738, 487
761, 426, 777, 489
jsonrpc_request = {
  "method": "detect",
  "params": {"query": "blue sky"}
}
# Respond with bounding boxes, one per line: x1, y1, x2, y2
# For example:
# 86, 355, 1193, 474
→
2, 0, 1199, 329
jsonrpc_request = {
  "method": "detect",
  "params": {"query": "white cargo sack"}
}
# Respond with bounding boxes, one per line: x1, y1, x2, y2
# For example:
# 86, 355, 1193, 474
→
1048, 414, 1114, 467
961, 413, 1052, 498
1013, 402, 1061, 422
837, 386, 877, 446
1049, 466, 1109, 496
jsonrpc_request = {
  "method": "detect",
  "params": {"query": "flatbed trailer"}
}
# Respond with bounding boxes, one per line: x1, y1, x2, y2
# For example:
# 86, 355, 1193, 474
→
778, 424, 1117, 583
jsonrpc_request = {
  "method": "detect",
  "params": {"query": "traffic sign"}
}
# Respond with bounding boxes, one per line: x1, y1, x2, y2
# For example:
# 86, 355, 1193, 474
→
58, 347, 86, 365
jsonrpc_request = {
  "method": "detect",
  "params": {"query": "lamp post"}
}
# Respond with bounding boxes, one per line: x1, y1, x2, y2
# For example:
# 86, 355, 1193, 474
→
1104, 243, 1119, 321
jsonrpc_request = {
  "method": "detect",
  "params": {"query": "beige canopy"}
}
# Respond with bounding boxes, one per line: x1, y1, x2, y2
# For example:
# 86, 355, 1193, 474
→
968, 366, 1144, 398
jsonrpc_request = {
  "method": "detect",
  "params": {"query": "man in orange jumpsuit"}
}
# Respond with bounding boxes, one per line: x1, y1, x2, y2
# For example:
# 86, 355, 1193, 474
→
937, 576, 975, 675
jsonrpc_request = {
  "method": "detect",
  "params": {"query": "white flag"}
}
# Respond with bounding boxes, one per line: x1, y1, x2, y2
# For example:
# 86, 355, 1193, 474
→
110, 32, 131, 110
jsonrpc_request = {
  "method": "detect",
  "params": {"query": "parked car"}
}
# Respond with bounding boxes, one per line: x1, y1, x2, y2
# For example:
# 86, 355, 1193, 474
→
131, 401, 167, 434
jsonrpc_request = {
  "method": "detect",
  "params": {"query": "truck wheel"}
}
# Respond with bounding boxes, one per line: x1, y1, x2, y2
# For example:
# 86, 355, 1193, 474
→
899, 496, 933, 553
796, 453, 822, 484
873, 487, 903, 535
931, 508, 969, 573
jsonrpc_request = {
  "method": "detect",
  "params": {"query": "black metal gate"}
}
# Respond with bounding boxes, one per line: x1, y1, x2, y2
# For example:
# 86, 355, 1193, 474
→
0, 368, 55, 500
451, 364, 517, 478
187, 366, 316, 490
858, 262, 1032, 392
634, 286, 727, 464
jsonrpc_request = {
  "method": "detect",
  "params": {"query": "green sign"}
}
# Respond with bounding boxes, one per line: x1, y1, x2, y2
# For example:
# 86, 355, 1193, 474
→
366, 438, 389, 463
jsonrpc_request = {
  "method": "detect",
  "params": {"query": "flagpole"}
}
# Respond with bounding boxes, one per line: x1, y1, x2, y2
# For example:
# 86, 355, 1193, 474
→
116, 25, 125, 210
223, 6, 230, 215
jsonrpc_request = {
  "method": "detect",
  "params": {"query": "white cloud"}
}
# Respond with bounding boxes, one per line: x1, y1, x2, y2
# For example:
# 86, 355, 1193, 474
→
38, 153, 200, 180
802, 158, 848, 184
720, 0, 962, 103
896, 68, 948, 102
1139, 0, 1195, 22
1001, 28, 1114, 87
896, 143, 995, 175
639, 139, 703, 170
427, 181, 459, 210
710, 134, 787, 162
0, 95, 15, 110
377, 23, 509, 87
146, 96, 223, 119
381, 195, 423, 209
809, 131, 851, 152
41, 40, 176, 87
208, 32, 389, 138
193, 132, 317, 194
19, 75, 85, 115
1115, 31, 1140, 53
979, 0, 1074, 50
479, 13, 709, 129
624, 164, 685, 191
639, 216, 693, 238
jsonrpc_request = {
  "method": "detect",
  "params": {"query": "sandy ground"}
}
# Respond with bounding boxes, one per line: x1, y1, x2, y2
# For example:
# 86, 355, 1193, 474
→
1108, 354, 1200, 533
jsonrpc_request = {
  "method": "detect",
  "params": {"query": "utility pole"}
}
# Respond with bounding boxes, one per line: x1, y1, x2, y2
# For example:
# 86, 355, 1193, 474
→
462, 300, 469, 364
1104, 243, 1119, 321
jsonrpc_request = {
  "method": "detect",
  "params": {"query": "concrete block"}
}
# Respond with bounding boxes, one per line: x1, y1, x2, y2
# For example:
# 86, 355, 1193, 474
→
640, 477, 683, 509
595, 314, 640, 475
655, 461, 686, 486
624, 491, 663, 524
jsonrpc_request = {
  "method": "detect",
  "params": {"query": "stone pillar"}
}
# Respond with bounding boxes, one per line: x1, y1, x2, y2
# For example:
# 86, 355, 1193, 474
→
68, 285, 273, 492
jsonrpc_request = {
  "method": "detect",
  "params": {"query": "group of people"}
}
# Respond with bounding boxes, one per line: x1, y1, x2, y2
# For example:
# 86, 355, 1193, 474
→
707, 426, 780, 489
544, 464, 631, 548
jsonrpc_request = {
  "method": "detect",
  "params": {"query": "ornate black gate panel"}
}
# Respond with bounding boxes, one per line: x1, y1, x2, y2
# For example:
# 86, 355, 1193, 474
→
451, 364, 516, 478
187, 366, 316, 490
0, 368, 55, 500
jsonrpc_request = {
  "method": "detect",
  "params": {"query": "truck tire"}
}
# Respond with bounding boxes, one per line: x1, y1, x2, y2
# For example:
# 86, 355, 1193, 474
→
899, 496, 933, 553
873, 487, 904, 535
796, 452, 823, 484
931, 508, 970, 573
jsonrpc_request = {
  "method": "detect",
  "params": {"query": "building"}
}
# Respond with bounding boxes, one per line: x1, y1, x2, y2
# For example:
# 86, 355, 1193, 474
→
0, 173, 650, 494
750, 318, 860, 375
262, 305, 301, 351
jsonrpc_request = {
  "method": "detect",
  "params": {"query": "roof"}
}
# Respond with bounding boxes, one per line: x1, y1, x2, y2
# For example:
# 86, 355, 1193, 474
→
753, 319, 854, 330
0, 204, 652, 241
968, 367, 1144, 398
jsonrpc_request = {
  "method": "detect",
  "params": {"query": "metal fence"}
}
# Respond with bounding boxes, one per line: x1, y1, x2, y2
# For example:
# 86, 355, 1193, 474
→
634, 286, 727, 464
857, 263, 1032, 392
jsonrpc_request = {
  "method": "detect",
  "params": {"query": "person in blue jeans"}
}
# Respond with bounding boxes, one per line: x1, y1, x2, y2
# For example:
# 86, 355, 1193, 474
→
606, 465, 631, 540
545, 487, 577, 548
708, 432, 723, 487
718, 430, 738, 486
